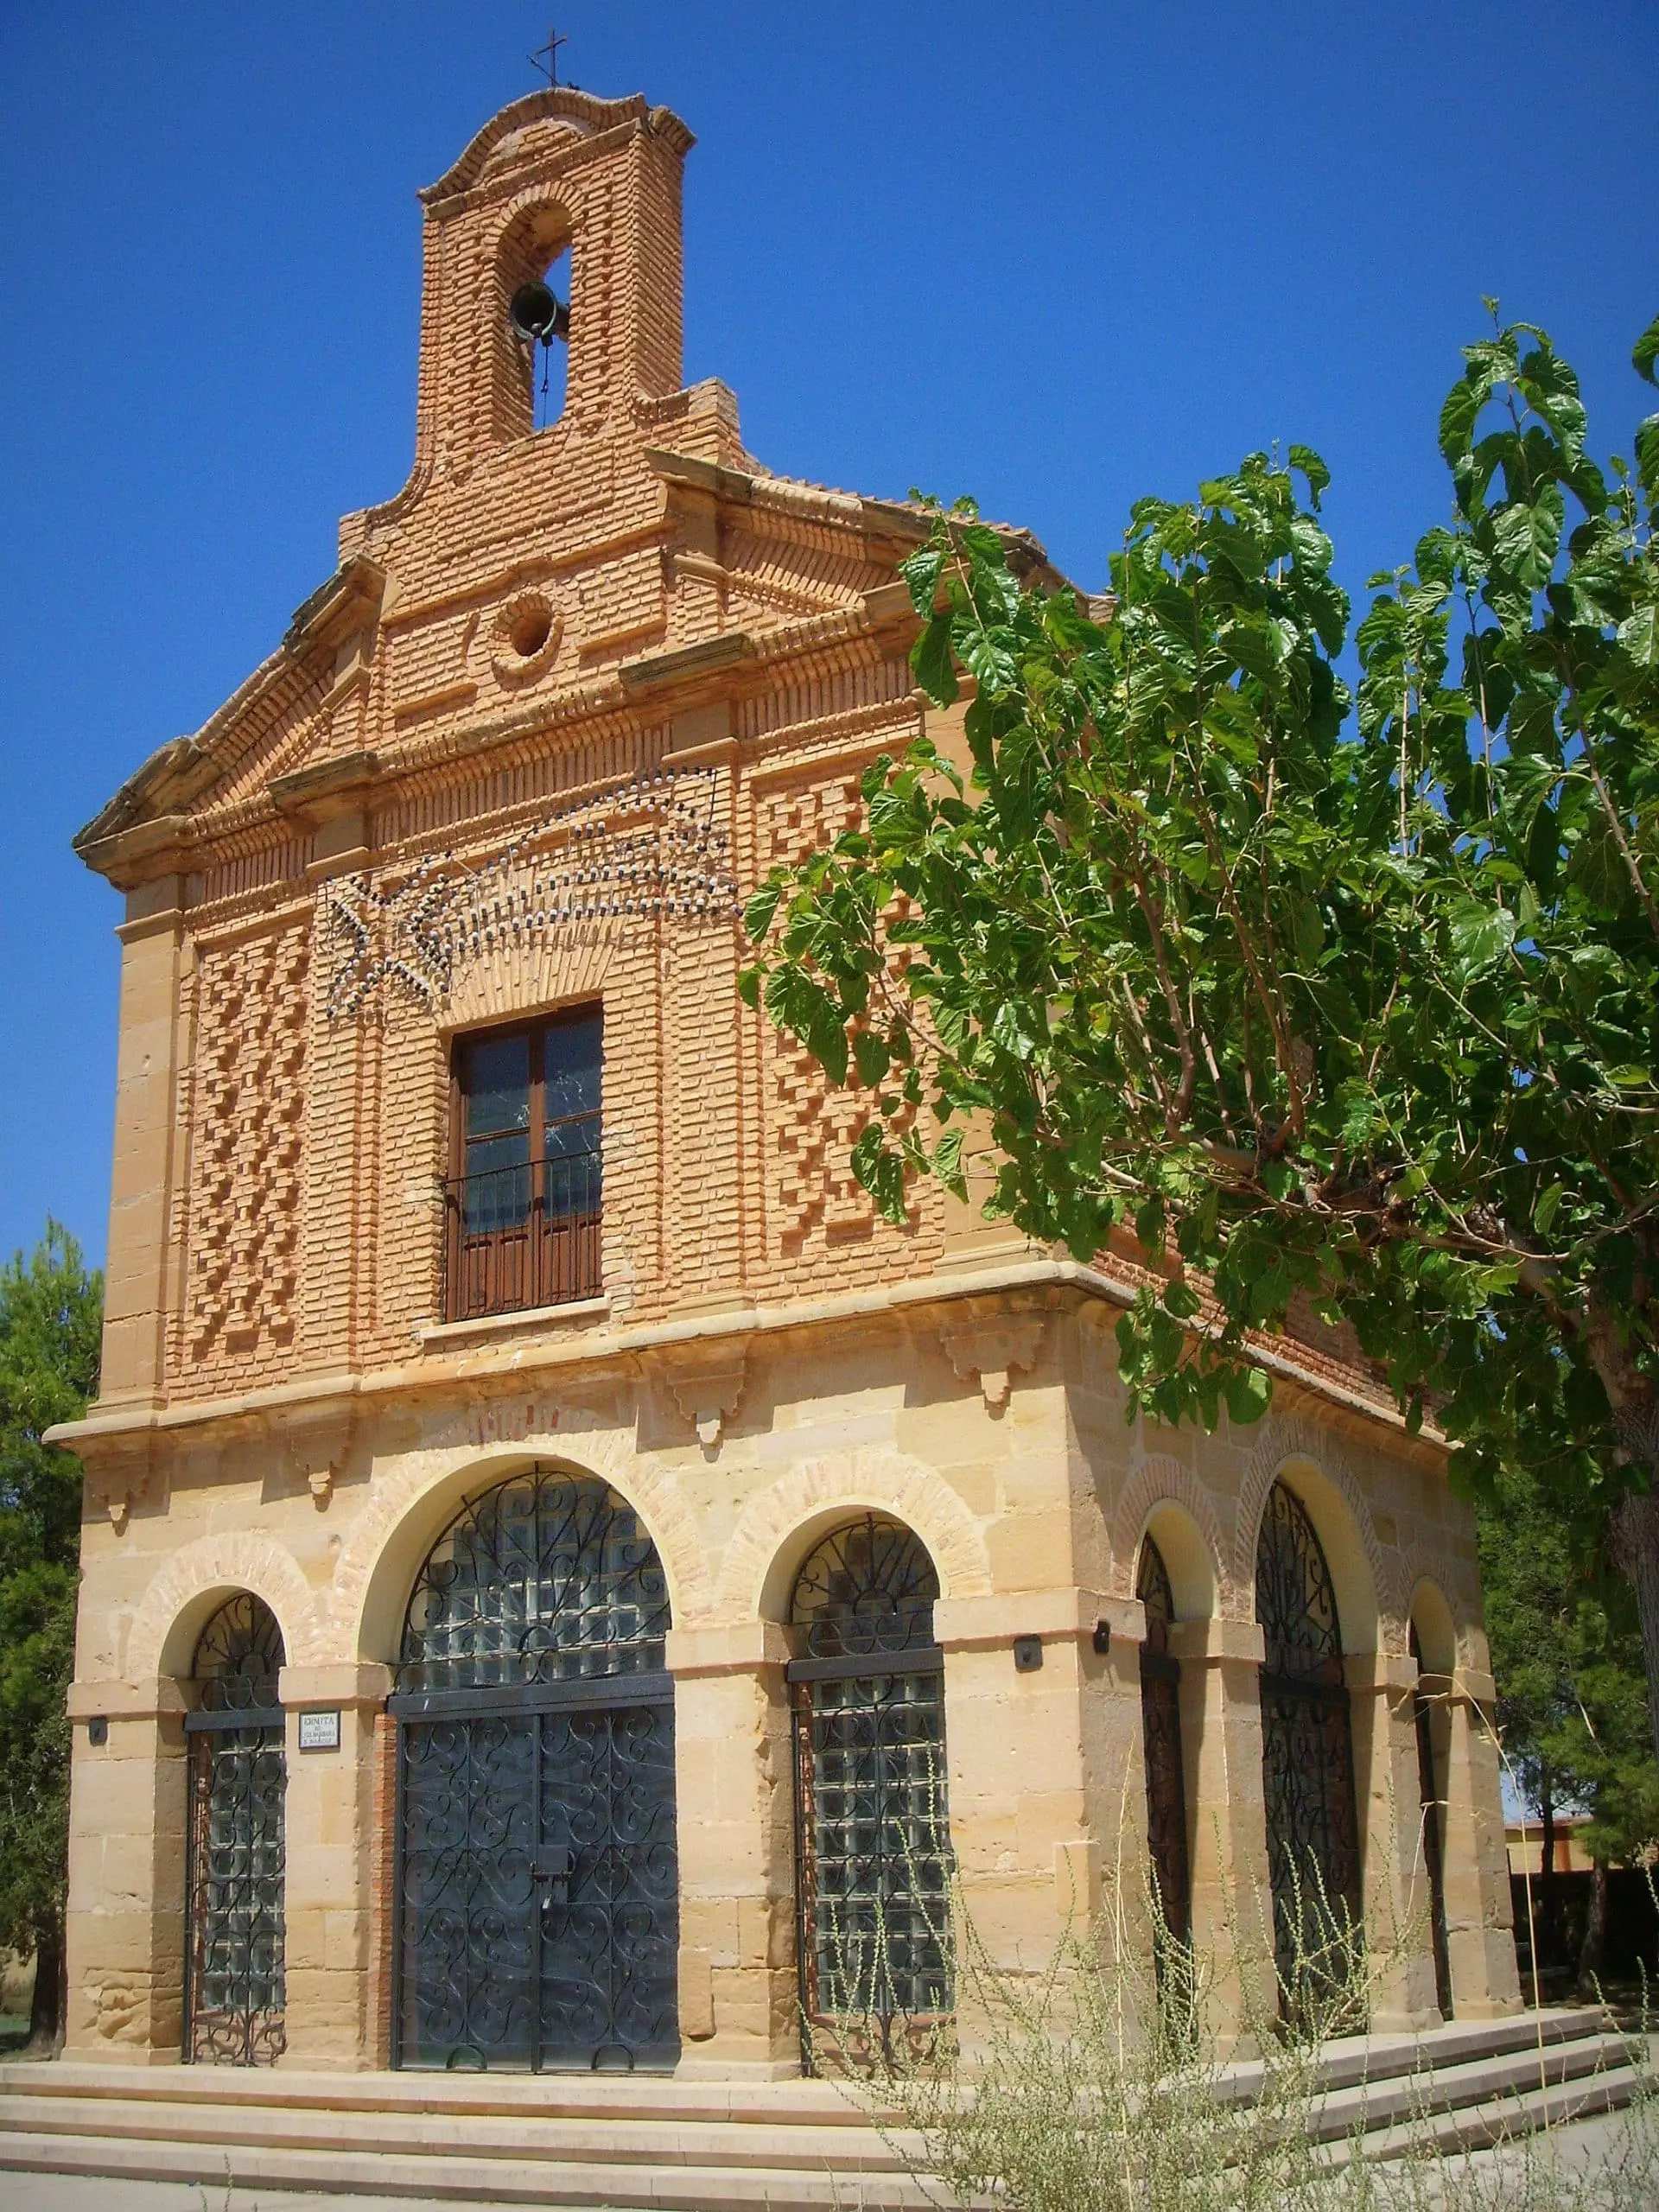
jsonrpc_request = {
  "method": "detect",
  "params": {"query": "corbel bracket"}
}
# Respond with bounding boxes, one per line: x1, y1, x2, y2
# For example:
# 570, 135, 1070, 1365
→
278, 1404, 355, 1511
665, 1338, 752, 1451
938, 1309, 1048, 1414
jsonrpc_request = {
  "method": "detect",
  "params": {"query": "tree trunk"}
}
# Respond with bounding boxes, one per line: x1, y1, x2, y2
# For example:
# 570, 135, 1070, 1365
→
1610, 1491, 1659, 1771
27, 1921, 62, 2050
1577, 1860, 1610, 2001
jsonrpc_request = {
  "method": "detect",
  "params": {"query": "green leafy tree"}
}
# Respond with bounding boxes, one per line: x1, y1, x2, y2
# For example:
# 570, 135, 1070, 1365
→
1479, 1464, 1659, 1986
742, 313, 1659, 1745
0, 1223, 101, 2044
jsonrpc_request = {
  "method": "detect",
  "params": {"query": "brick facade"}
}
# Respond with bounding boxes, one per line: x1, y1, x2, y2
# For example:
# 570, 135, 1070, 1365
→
55, 86, 1519, 2076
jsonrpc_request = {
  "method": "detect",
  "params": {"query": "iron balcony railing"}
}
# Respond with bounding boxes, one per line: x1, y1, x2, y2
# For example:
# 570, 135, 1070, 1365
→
442, 1152, 602, 1323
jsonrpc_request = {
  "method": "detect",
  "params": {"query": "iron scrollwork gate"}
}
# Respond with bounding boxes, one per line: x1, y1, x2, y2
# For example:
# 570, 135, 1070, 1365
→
1410, 1624, 1453, 2018
1255, 1481, 1363, 2024
391, 1470, 678, 2072
1136, 1536, 1190, 1948
182, 1594, 288, 2066
789, 1515, 952, 2072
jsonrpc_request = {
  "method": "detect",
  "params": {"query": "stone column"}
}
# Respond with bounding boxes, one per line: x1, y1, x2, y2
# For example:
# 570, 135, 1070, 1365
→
63, 1678, 189, 2063
1165, 1618, 1278, 2044
1437, 1665, 1522, 2018
932, 1587, 1147, 2044
276, 1662, 392, 2067
1346, 1651, 1441, 2031
664, 1621, 798, 2078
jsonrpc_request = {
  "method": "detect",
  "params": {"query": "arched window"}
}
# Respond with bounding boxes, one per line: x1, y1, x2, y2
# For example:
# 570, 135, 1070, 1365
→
391, 1469, 677, 2073
183, 1594, 287, 2065
788, 1515, 950, 2069
1136, 1535, 1191, 1949
1409, 1621, 1452, 2018
1255, 1482, 1363, 2021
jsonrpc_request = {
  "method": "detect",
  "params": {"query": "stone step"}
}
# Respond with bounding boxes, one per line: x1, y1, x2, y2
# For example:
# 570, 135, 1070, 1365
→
1312, 2031, 1642, 2141
1361, 2062, 1650, 2163
0, 2062, 879, 2127
0, 2130, 933, 2212
0, 2012, 1643, 2209
0, 2091, 917, 2176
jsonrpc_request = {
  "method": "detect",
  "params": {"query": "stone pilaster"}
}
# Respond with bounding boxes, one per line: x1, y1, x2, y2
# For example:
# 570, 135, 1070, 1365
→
1436, 1666, 1522, 2018
276, 1662, 392, 2066
665, 1621, 798, 2077
1166, 1618, 1279, 2044
933, 1587, 1147, 2044
1347, 1651, 1442, 2031
99, 887, 187, 1408
62, 1679, 188, 2062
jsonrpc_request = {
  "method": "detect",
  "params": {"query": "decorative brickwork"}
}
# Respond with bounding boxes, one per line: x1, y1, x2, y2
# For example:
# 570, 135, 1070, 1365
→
181, 924, 308, 1378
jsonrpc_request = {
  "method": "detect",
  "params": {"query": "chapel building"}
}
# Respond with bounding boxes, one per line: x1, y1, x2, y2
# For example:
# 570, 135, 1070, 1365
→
54, 86, 1520, 2079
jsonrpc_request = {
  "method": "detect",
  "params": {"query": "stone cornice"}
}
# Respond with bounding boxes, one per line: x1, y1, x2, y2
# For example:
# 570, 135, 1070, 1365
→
47, 1254, 1447, 1470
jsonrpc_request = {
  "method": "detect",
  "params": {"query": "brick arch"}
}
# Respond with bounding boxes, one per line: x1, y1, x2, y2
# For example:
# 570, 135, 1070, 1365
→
440, 925, 622, 1035
1234, 1417, 1390, 1656
1109, 1454, 1234, 1615
426, 88, 672, 202
125, 1532, 323, 1683
1398, 1544, 1479, 1669
713, 1446, 992, 1627
334, 1427, 715, 1666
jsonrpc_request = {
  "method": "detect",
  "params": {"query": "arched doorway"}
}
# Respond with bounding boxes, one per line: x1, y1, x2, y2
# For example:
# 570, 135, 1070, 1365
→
182, 1593, 287, 2065
1136, 1535, 1191, 1950
789, 1515, 951, 2069
1255, 1481, 1363, 2018
1409, 1620, 1453, 2018
390, 1468, 677, 2072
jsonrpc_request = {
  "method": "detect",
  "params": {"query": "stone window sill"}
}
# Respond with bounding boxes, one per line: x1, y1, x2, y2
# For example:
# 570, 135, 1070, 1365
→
416, 1295, 612, 1350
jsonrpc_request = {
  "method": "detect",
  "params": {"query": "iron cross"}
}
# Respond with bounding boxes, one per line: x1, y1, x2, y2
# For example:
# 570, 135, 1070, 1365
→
529, 26, 569, 86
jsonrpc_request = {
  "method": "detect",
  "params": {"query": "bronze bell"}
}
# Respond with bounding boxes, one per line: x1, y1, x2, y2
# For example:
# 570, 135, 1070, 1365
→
509, 279, 570, 345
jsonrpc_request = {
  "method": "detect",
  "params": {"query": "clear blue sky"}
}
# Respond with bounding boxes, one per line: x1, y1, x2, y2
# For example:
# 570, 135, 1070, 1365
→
1, 2, 1654, 1273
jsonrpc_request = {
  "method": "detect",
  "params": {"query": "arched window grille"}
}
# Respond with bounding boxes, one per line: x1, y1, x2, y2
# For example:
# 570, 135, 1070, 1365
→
1136, 1535, 1191, 1948
391, 1470, 677, 2074
1255, 1482, 1363, 2023
397, 1465, 669, 1694
789, 1516, 951, 2071
1409, 1621, 1453, 2018
183, 1594, 287, 2066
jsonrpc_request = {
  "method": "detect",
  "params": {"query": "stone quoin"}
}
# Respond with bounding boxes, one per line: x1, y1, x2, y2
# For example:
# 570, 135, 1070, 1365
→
51, 83, 1519, 2079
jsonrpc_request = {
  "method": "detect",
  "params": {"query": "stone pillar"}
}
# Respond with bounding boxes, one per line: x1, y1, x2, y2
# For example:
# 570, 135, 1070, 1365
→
63, 1678, 188, 2063
1346, 1651, 1441, 2031
664, 1621, 798, 2078
932, 1587, 1147, 2043
1165, 1618, 1278, 2044
276, 1662, 392, 2067
1437, 1666, 1522, 2018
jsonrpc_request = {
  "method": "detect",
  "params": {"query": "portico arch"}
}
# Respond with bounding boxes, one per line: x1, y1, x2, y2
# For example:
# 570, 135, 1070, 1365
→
127, 1533, 318, 1686
716, 1443, 991, 1628
388, 1463, 680, 2075
337, 1434, 711, 1667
